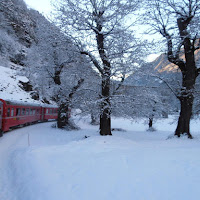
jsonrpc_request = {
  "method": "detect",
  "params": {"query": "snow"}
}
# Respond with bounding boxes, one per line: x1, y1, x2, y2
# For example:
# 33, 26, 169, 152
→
16, 76, 29, 83
1, 116, 200, 200
146, 53, 160, 62
0, 65, 35, 102
0, 65, 57, 107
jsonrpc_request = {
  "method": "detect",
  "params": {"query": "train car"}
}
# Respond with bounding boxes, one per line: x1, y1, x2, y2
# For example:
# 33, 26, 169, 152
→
43, 106, 58, 121
0, 99, 58, 137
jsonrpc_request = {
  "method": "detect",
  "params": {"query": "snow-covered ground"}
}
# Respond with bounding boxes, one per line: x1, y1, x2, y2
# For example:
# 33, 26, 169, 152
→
1, 116, 200, 200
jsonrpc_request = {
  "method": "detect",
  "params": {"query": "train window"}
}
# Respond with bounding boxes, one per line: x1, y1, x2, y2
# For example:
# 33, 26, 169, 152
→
50, 109, 52, 114
30, 109, 33, 115
22, 108, 25, 115
11, 108, 14, 117
46, 109, 48, 114
16, 108, 21, 116
26, 108, 29, 115
7, 108, 10, 117
33, 109, 35, 115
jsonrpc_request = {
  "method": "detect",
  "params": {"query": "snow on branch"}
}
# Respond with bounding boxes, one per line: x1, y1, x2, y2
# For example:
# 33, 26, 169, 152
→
80, 51, 104, 75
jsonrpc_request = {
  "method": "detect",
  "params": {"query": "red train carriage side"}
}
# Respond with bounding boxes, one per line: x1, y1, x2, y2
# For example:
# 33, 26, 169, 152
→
0, 99, 58, 137
0, 99, 41, 133
43, 107, 58, 121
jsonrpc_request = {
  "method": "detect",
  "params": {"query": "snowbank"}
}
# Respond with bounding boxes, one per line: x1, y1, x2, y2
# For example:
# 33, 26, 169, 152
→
10, 129, 200, 200
0, 116, 199, 200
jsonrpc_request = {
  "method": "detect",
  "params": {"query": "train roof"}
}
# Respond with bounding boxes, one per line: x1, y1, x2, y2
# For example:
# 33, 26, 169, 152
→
0, 99, 58, 108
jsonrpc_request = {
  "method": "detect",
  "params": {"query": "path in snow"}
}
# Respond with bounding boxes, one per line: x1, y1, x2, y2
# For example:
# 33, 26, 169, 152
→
0, 121, 98, 200
0, 126, 30, 200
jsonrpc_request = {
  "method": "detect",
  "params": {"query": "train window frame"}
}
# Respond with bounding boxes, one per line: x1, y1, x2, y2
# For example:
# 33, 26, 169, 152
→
22, 108, 25, 115
26, 108, 29, 115
11, 108, 14, 117
7, 108, 10, 117
16, 108, 21, 116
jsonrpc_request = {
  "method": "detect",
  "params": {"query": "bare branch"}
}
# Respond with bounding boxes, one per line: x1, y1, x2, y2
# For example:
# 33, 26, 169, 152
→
151, 74, 179, 99
80, 51, 104, 75
112, 74, 126, 95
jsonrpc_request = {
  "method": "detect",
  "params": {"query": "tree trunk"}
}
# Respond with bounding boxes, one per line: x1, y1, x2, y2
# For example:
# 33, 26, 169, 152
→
100, 76, 112, 135
57, 103, 70, 128
174, 63, 196, 139
175, 96, 193, 138
173, 18, 198, 139
148, 117, 153, 128
56, 78, 84, 129
95, 28, 112, 135
174, 36, 196, 138
100, 111, 111, 135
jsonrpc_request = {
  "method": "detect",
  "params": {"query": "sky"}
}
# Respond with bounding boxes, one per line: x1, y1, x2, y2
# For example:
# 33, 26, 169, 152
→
24, 0, 160, 62
24, 0, 52, 15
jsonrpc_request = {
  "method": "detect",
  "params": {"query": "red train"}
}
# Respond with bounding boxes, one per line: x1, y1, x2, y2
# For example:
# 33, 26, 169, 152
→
0, 99, 58, 137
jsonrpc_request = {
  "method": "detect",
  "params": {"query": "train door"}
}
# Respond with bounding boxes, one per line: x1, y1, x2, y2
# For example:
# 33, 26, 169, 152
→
0, 102, 3, 136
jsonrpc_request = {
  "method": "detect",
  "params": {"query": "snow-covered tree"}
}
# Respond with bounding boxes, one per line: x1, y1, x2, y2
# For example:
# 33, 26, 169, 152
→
144, 0, 200, 138
111, 63, 172, 130
26, 10, 99, 129
53, 0, 144, 135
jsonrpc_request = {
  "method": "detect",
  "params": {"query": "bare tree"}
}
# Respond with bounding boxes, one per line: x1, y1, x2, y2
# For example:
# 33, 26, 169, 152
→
53, 0, 143, 135
144, 0, 200, 138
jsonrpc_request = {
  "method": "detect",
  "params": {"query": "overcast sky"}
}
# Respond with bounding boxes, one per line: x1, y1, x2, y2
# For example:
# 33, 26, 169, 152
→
24, 0, 52, 15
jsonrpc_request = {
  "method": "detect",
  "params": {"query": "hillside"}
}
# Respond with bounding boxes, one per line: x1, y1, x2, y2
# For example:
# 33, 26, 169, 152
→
125, 46, 200, 87
153, 48, 200, 73
0, 0, 44, 102
0, 0, 96, 104
0, 64, 38, 102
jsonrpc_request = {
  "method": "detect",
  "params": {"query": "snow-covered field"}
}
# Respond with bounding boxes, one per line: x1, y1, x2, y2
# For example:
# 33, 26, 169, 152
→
0, 116, 200, 200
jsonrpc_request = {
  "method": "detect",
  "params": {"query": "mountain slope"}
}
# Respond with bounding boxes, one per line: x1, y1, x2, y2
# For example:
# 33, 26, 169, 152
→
0, 64, 38, 102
